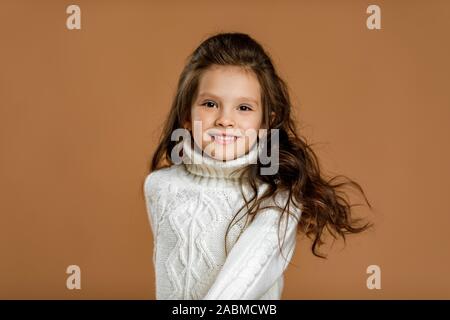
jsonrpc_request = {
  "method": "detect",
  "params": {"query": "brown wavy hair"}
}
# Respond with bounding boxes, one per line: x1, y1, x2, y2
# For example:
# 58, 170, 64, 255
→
150, 32, 374, 260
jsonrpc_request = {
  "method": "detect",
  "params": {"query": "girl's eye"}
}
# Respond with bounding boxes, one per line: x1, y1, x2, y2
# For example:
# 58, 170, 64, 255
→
202, 101, 217, 108
239, 105, 252, 111
201, 101, 252, 111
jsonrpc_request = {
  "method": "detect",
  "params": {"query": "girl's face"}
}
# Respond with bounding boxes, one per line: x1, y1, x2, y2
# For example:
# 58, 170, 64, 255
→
186, 65, 264, 161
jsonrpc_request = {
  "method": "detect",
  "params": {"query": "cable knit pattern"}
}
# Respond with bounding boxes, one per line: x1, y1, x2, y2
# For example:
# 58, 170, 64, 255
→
143, 138, 302, 300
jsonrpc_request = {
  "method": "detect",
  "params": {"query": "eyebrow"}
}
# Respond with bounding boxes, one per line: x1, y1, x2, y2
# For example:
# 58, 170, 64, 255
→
197, 92, 259, 106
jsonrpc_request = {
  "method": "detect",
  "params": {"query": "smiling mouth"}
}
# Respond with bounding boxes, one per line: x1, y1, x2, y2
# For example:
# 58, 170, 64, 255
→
211, 135, 239, 145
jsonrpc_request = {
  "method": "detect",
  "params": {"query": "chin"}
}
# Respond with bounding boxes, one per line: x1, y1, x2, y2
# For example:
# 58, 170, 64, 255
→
201, 139, 247, 160
216, 149, 246, 161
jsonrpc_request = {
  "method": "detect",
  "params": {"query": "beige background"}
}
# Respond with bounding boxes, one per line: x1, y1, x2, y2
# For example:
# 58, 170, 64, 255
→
0, 0, 449, 299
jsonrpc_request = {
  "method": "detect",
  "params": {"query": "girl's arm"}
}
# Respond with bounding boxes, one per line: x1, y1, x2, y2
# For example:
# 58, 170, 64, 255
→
203, 193, 301, 300
143, 173, 161, 267
144, 174, 159, 235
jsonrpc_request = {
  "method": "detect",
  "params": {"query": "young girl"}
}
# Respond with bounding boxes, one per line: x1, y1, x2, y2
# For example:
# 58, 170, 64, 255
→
143, 32, 373, 300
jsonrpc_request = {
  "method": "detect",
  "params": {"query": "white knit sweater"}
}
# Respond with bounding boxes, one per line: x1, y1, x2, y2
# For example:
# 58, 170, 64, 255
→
143, 138, 302, 300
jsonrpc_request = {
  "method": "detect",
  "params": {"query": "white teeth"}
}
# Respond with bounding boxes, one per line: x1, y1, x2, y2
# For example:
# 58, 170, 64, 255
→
215, 136, 235, 141
212, 135, 237, 144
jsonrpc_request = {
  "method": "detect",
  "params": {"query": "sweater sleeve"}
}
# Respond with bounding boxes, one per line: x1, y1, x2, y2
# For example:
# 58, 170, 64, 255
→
143, 173, 159, 237
202, 192, 302, 300
143, 172, 163, 268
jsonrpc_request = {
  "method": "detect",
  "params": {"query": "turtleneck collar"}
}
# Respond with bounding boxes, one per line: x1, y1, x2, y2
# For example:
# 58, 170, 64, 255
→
181, 138, 259, 180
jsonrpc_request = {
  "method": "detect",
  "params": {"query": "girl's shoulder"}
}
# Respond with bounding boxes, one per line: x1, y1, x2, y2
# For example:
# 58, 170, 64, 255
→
143, 164, 184, 197
256, 185, 303, 223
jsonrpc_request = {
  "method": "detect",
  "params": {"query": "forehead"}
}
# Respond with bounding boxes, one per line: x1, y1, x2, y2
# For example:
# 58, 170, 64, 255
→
197, 65, 261, 103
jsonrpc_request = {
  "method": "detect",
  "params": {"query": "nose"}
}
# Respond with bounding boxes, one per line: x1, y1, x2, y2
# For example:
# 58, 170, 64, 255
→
215, 108, 235, 127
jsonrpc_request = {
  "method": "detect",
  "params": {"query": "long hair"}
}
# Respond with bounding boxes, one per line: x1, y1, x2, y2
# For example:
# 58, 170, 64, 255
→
150, 32, 374, 260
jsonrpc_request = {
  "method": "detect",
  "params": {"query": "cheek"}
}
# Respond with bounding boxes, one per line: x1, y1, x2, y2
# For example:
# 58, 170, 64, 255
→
192, 109, 215, 126
240, 114, 263, 132
189, 111, 207, 136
